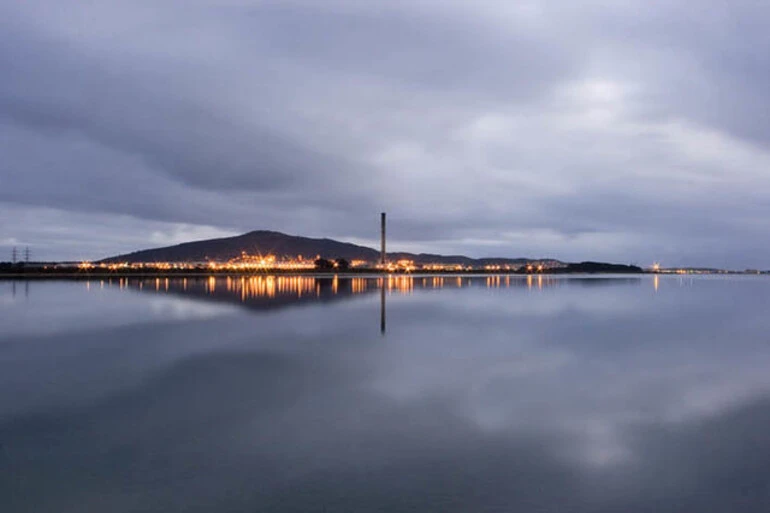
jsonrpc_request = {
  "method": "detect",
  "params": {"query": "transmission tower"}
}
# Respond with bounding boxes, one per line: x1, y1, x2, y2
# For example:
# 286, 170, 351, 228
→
11, 246, 17, 264
25, 246, 30, 263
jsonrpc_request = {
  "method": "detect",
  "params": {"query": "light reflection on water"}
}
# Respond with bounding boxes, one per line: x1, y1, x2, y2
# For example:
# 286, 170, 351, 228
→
89, 275, 645, 335
1, 275, 770, 512
81, 273, 638, 301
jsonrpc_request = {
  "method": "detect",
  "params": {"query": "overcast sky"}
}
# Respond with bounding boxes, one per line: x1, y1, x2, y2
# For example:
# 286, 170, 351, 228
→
2, 0, 770, 268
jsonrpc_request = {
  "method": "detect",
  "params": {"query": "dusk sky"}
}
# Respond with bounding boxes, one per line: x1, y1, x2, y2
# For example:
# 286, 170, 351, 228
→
2, 0, 770, 268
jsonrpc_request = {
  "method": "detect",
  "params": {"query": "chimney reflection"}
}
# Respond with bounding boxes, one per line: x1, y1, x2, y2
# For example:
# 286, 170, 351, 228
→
380, 284, 386, 335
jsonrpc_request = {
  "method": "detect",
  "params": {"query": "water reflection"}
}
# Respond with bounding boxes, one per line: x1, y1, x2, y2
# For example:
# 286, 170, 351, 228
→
5, 281, 29, 300
6, 275, 646, 334
96, 275, 644, 334
3, 276, 770, 512
96, 274, 640, 303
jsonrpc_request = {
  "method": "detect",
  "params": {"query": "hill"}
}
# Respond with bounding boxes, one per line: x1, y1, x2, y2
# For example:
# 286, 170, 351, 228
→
101, 230, 554, 267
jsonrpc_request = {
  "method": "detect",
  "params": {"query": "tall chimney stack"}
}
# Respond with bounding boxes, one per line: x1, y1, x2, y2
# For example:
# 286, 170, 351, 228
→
380, 212, 386, 265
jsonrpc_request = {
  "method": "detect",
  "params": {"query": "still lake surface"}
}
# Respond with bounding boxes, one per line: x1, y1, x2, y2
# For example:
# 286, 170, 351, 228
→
2, 274, 770, 512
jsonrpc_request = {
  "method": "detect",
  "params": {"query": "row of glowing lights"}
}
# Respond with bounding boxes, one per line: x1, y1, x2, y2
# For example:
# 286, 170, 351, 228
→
74, 260, 743, 275
650, 263, 727, 274
77, 260, 319, 271
378, 261, 550, 272
77, 256, 554, 272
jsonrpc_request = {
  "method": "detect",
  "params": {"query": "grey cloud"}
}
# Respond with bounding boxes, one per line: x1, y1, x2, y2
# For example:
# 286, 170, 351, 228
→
573, 0, 770, 146
0, 17, 356, 193
2, 0, 770, 266
235, 2, 581, 98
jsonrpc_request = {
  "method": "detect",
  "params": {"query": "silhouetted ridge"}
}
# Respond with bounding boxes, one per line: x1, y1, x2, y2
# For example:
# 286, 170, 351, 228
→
101, 230, 553, 266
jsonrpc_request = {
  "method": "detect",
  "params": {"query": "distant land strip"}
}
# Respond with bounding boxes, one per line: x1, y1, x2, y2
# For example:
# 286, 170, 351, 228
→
2, 230, 765, 277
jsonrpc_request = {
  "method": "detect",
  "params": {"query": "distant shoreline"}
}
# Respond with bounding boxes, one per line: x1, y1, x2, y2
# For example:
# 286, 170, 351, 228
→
0, 270, 762, 280
0, 270, 638, 279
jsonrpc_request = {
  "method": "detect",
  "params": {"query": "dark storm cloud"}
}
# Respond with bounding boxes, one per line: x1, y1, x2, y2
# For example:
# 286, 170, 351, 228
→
0, 20, 351, 193
2, 0, 770, 266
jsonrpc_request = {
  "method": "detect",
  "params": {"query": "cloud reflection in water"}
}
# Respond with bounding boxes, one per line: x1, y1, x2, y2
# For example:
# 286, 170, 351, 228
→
2, 275, 770, 512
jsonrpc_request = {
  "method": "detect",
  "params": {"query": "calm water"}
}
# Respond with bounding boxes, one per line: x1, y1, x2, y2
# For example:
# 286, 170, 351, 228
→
2, 275, 770, 512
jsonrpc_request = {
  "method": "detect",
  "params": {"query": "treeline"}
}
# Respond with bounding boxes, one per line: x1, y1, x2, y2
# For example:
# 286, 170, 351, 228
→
314, 258, 350, 271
